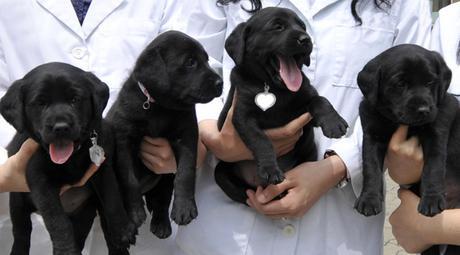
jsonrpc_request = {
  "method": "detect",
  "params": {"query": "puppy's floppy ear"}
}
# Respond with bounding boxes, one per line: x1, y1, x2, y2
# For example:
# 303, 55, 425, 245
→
134, 47, 170, 94
85, 72, 109, 119
225, 22, 248, 66
357, 57, 381, 105
303, 40, 313, 67
431, 51, 452, 102
0, 79, 26, 132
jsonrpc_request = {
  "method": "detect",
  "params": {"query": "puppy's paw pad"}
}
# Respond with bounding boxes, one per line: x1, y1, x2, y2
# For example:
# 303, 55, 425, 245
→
171, 198, 198, 225
418, 193, 446, 217
129, 203, 147, 228
354, 194, 383, 216
318, 114, 348, 138
150, 214, 172, 239
259, 167, 285, 186
121, 221, 138, 246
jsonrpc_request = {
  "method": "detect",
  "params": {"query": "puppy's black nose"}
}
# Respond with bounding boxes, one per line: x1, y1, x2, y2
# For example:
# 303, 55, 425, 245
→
416, 106, 431, 116
297, 34, 309, 45
52, 122, 71, 135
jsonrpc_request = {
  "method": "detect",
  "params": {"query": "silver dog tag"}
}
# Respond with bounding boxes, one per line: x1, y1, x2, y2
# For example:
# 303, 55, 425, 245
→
255, 84, 276, 111
89, 131, 105, 166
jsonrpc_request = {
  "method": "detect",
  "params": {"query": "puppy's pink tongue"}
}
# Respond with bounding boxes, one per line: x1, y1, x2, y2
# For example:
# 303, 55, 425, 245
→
278, 55, 302, 92
49, 142, 74, 164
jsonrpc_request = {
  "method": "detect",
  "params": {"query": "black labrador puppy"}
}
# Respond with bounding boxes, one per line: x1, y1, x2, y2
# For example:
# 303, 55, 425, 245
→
355, 44, 460, 254
355, 44, 457, 218
106, 31, 223, 239
215, 7, 348, 204
0, 62, 135, 255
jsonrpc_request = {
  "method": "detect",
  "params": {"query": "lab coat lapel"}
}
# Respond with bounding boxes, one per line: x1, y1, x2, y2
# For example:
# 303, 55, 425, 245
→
82, 0, 124, 39
290, 0, 342, 17
36, 0, 85, 39
289, 0, 309, 17
309, 0, 341, 17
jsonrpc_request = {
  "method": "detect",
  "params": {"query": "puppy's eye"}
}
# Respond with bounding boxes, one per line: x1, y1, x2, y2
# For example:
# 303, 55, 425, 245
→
71, 97, 81, 104
426, 81, 436, 87
273, 23, 285, 31
184, 58, 197, 68
396, 82, 406, 88
34, 98, 46, 106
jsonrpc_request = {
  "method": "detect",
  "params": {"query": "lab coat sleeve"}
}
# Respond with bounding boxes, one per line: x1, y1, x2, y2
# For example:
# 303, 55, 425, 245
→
430, 18, 442, 53
393, 0, 432, 48
0, 36, 8, 94
328, 117, 363, 198
0, 35, 15, 148
185, 2, 228, 122
328, 1, 432, 199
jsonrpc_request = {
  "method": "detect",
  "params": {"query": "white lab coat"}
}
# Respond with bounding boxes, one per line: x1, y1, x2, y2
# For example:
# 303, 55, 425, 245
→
0, 0, 185, 254
430, 4, 460, 255
175, 1, 432, 255
432, 2, 460, 97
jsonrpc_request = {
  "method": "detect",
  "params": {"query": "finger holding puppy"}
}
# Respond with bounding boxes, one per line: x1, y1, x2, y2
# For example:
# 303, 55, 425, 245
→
386, 125, 424, 185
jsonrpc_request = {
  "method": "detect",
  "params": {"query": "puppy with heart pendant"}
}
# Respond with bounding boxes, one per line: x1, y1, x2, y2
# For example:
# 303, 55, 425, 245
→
214, 7, 349, 204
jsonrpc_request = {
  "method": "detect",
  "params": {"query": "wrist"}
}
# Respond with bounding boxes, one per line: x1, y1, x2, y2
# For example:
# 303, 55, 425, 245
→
324, 150, 348, 188
321, 154, 347, 190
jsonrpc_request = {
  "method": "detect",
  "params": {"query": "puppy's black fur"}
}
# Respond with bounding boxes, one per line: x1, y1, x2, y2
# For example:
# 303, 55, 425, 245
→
355, 44, 457, 218
215, 7, 348, 204
106, 31, 223, 239
0, 63, 135, 255
356, 45, 460, 255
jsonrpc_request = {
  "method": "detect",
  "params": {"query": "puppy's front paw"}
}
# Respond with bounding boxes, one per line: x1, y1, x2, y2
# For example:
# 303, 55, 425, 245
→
418, 193, 446, 217
150, 210, 172, 239
317, 113, 348, 138
354, 193, 383, 216
258, 165, 285, 187
120, 221, 137, 246
128, 202, 147, 228
171, 198, 198, 225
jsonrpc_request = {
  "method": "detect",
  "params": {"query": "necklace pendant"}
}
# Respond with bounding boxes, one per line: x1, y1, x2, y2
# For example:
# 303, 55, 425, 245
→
254, 84, 276, 111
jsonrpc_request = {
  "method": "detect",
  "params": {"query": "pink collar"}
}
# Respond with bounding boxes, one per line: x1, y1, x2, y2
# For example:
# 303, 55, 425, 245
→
137, 81, 155, 110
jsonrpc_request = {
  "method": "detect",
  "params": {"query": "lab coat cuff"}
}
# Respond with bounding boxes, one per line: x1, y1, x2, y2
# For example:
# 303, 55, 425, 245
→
328, 139, 363, 198
196, 98, 224, 123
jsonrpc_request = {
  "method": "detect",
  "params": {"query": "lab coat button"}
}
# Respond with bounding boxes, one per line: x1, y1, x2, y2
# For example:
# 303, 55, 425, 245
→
72, 47, 86, 59
282, 224, 295, 237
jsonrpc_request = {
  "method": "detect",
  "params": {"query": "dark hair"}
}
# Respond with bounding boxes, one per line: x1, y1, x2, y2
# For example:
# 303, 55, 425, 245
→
216, 0, 393, 24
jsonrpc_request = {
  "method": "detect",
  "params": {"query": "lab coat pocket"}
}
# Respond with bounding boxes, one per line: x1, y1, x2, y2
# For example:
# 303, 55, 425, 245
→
332, 23, 395, 90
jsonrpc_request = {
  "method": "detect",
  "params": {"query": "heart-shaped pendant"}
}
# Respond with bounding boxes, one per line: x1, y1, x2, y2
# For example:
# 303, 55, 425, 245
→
255, 84, 276, 111
89, 131, 105, 166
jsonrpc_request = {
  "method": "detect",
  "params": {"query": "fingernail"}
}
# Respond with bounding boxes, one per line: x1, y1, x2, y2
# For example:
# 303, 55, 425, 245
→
257, 192, 267, 203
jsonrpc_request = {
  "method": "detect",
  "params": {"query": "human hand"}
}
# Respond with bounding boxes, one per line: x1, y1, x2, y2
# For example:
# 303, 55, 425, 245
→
246, 156, 346, 218
389, 189, 436, 253
140, 136, 207, 174
0, 139, 39, 192
386, 125, 424, 185
200, 104, 312, 162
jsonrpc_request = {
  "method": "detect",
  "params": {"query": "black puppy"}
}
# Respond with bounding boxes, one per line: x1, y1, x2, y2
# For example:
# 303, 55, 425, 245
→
215, 7, 348, 204
0, 63, 136, 255
355, 44, 458, 219
106, 31, 223, 238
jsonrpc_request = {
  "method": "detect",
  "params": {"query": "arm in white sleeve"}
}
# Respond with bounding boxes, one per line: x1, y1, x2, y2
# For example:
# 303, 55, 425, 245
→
328, 117, 363, 198
430, 18, 442, 53
0, 32, 16, 148
393, 0, 432, 48
185, 2, 228, 122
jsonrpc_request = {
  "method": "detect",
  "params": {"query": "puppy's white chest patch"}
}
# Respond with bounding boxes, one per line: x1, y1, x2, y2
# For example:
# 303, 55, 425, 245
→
255, 85, 276, 111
